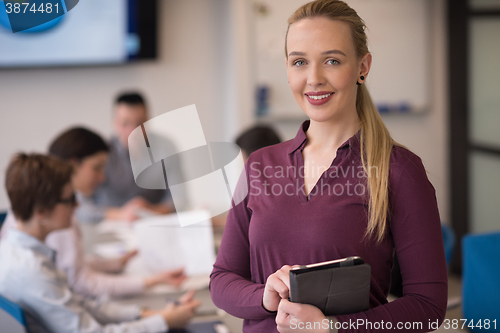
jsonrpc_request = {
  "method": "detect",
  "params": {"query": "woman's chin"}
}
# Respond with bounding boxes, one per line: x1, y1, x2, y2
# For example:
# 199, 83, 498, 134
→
303, 109, 336, 123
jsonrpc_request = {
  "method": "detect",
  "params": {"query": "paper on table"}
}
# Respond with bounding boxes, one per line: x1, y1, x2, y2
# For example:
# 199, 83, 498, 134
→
93, 242, 134, 259
130, 210, 216, 277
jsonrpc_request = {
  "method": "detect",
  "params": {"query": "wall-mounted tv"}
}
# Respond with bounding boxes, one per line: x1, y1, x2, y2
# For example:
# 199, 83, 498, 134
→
0, 0, 157, 67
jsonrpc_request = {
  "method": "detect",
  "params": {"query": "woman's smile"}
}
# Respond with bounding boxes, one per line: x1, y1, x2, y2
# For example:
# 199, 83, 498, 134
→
305, 91, 335, 105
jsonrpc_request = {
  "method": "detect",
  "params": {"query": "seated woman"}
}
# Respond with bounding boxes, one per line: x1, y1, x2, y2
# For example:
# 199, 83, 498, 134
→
1, 127, 187, 298
48, 126, 149, 223
0, 153, 199, 332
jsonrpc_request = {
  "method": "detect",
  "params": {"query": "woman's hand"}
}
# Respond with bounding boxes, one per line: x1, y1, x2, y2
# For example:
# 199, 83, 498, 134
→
263, 265, 295, 312
276, 298, 329, 333
144, 267, 187, 288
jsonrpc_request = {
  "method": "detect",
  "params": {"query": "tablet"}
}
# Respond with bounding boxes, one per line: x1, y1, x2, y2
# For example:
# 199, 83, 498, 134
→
290, 256, 364, 275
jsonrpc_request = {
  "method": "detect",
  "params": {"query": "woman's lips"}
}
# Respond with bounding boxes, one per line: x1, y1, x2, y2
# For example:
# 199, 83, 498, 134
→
305, 92, 334, 106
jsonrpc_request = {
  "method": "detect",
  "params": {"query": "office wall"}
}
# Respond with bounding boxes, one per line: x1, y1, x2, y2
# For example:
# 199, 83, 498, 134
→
382, 0, 449, 223
0, 0, 232, 210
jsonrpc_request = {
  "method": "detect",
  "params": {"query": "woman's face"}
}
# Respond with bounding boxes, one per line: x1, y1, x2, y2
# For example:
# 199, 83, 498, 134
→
46, 182, 76, 231
286, 17, 371, 123
72, 152, 108, 196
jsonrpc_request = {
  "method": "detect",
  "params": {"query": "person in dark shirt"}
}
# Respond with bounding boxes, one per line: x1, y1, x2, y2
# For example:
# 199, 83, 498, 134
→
96, 92, 186, 221
210, 1, 448, 332
236, 125, 282, 161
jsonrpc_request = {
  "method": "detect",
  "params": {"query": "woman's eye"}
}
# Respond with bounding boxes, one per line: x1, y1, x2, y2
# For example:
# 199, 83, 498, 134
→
326, 59, 340, 65
293, 60, 306, 67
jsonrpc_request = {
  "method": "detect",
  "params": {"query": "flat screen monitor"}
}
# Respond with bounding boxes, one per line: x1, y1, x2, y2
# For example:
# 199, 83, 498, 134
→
0, 0, 157, 67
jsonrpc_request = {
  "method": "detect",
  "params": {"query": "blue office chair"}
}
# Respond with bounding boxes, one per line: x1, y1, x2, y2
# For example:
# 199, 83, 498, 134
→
462, 232, 500, 332
0, 294, 30, 333
0, 210, 7, 229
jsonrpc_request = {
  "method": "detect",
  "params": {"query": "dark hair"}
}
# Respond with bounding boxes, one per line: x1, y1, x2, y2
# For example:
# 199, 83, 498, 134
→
48, 127, 109, 162
5, 153, 73, 222
115, 91, 147, 107
235, 125, 281, 156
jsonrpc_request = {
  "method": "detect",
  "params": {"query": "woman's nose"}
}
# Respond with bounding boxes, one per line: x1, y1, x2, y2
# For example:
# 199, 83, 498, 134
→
307, 63, 325, 86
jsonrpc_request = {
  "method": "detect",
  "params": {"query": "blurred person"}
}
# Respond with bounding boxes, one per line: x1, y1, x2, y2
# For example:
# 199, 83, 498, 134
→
1, 127, 188, 298
211, 125, 282, 229
96, 92, 186, 219
48, 126, 140, 224
0, 153, 199, 333
236, 125, 282, 161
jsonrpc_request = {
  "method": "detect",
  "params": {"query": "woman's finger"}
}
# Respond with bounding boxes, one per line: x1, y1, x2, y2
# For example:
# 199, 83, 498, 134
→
268, 274, 290, 300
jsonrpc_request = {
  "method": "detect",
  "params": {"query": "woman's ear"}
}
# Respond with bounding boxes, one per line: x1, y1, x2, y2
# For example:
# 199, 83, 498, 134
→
359, 52, 372, 78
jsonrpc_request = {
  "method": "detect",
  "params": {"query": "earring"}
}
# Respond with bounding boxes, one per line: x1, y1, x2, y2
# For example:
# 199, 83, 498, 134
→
356, 75, 365, 86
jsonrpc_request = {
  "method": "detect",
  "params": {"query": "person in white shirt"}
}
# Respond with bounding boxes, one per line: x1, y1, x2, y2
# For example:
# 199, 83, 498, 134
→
0, 127, 188, 298
0, 153, 200, 332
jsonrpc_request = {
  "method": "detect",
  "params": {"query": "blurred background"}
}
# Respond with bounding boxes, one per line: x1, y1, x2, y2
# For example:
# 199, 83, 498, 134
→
0, 0, 499, 328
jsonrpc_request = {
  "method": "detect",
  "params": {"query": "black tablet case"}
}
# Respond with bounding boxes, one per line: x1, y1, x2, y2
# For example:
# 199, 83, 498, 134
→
289, 258, 371, 316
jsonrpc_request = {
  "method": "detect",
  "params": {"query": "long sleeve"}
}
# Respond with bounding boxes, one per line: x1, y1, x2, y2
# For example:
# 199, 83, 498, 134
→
210, 163, 273, 321
0, 231, 167, 333
2, 215, 145, 298
73, 266, 146, 298
46, 222, 145, 298
209, 124, 448, 332
25, 267, 167, 333
334, 149, 448, 332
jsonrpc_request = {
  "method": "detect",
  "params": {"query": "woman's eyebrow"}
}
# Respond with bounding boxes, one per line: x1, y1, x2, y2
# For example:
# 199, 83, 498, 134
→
288, 50, 347, 57
288, 51, 306, 57
322, 50, 347, 56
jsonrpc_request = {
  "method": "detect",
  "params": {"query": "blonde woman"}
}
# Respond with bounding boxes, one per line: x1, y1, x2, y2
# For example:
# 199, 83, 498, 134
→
210, 1, 448, 332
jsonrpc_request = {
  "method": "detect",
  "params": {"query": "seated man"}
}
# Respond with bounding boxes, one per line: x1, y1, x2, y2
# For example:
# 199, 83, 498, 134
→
0, 153, 199, 332
96, 92, 187, 220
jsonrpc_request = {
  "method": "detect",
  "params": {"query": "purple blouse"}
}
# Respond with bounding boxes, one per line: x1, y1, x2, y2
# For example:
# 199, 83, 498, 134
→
210, 121, 448, 332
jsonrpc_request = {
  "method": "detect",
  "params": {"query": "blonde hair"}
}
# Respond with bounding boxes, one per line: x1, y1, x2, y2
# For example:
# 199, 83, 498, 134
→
286, 0, 396, 243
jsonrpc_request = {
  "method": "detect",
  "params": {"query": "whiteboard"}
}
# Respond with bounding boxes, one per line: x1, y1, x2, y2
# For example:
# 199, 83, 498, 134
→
253, 0, 431, 117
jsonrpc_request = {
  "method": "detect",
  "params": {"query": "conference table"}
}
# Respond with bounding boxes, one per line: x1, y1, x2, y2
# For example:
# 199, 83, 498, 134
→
79, 220, 244, 333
